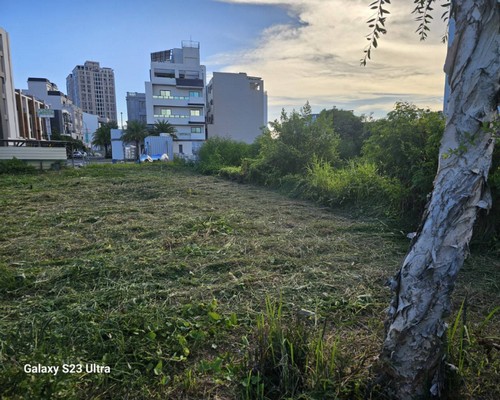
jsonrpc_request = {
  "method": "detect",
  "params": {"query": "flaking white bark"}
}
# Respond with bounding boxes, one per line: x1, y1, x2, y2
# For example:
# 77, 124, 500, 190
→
380, 1, 499, 398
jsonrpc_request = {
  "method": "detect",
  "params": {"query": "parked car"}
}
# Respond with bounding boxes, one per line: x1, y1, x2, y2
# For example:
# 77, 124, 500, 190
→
72, 151, 86, 158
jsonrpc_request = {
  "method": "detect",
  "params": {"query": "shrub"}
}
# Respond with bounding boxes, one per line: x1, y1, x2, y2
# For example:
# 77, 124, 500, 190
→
304, 158, 406, 217
218, 166, 245, 182
196, 137, 253, 174
361, 102, 444, 215
257, 107, 340, 178
0, 158, 37, 175
240, 157, 281, 186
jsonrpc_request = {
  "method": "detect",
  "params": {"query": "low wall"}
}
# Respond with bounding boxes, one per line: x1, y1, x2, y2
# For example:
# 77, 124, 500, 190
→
0, 147, 67, 170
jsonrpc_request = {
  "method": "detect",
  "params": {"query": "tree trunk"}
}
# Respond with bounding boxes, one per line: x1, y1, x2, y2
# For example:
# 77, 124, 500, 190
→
379, 1, 499, 398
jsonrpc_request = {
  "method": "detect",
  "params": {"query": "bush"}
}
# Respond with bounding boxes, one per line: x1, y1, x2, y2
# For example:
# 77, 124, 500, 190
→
218, 166, 245, 182
0, 158, 37, 175
256, 107, 340, 178
196, 137, 254, 175
304, 158, 406, 217
240, 157, 281, 186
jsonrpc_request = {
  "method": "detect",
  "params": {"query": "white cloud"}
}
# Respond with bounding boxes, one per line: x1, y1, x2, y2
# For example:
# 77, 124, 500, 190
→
210, 0, 448, 119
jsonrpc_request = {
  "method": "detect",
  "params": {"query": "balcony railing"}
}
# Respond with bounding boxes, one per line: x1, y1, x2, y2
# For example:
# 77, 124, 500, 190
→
153, 95, 190, 100
0, 139, 66, 148
188, 96, 205, 105
153, 114, 190, 119
176, 78, 204, 88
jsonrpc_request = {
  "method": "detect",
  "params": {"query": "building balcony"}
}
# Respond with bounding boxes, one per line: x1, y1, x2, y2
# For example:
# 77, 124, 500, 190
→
151, 77, 176, 85
188, 115, 205, 124
175, 132, 206, 141
152, 96, 189, 107
188, 96, 205, 106
176, 78, 204, 88
154, 114, 190, 125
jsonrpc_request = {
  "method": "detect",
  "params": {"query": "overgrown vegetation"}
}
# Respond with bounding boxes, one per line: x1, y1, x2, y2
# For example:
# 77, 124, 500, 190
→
0, 164, 498, 399
0, 158, 37, 175
198, 102, 499, 247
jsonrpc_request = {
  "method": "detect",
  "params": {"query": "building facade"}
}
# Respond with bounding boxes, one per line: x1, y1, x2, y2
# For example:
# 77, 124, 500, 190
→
66, 61, 117, 123
15, 90, 49, 140
27, 78, 83, 141
126, 92, 147, 124
145, 41, 206, 157
206, 72, 267, 144
0, 27, 20, 141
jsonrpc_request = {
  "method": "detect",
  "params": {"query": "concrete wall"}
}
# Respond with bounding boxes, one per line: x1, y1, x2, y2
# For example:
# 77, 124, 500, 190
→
0, 147, 67, 169
206, 72, 267, 144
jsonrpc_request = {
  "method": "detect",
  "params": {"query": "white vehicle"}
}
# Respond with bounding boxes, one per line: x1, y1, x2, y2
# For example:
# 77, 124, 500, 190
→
72, 151, 86, 158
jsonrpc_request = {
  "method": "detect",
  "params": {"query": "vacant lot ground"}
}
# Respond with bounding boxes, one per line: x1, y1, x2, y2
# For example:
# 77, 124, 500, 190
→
1, 164, 498, 399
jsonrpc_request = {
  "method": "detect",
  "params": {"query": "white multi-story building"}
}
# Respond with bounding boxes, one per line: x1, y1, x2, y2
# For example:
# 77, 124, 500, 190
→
0, 27, 20, 141
206, 72, 267, 144
66, 61, 117, 123
145, 41, 206, 157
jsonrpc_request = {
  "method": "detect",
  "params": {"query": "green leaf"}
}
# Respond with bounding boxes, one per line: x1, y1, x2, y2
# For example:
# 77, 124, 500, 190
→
154, 360, 163, 375
147, 331, 157, 340
208, 311, 221, 321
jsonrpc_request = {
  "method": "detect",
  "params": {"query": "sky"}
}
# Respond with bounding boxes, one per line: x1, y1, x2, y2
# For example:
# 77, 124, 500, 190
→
2, 0, 448, 124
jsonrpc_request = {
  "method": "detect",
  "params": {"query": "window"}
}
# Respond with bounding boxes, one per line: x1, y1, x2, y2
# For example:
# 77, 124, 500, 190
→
189, 91, 201, 97
190, 109, 201, 116
178, 144, 184, 154
191, 127, 202, 133
161, 109, 172, 116
160, 90, 171, 97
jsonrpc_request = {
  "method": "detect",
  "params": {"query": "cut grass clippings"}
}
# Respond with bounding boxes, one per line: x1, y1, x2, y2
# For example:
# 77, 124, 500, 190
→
0, 163, 498, 399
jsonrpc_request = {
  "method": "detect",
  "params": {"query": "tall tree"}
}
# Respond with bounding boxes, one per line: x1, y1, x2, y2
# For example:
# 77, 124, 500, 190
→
122, 120, 149, 161
363, 0, 499, 397
92, 121, 117, 158
150, 120, 177, 138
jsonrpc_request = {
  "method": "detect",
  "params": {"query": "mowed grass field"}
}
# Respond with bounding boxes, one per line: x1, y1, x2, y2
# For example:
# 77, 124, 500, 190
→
0, 164, 499, 399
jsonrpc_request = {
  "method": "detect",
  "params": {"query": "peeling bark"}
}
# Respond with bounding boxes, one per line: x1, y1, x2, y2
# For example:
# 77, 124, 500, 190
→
379, 1, 499, 398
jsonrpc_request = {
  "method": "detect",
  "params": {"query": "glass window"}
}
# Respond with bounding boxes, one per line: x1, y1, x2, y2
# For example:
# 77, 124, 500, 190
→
191, 127, 202, 133
160, 90, 171, 97
161, 109, 172, 116
190, 109, 201, 116
189, 91, 201, 97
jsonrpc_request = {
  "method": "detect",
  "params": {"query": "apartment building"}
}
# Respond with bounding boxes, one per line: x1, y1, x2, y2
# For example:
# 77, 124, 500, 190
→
15, 90, 49, 140
67, 61, 117, 123
145, 41, 206, 157
0, 27, 20, 140
27, 78, 83, 141
206, 72, 267, 144
126, 92, 147, 124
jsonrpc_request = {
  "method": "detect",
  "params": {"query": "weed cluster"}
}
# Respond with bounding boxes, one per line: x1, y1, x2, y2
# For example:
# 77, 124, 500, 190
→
0, 158, 37, 175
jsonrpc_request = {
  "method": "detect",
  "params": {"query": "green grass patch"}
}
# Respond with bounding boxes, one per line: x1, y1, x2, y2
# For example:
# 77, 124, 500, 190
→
0, 164, 498, 399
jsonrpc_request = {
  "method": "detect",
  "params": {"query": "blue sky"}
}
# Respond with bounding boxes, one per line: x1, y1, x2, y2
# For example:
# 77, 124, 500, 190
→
2, 0, 448, 123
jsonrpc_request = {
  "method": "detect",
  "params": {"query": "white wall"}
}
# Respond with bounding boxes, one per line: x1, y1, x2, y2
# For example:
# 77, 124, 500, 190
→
207, 72, 267, 144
